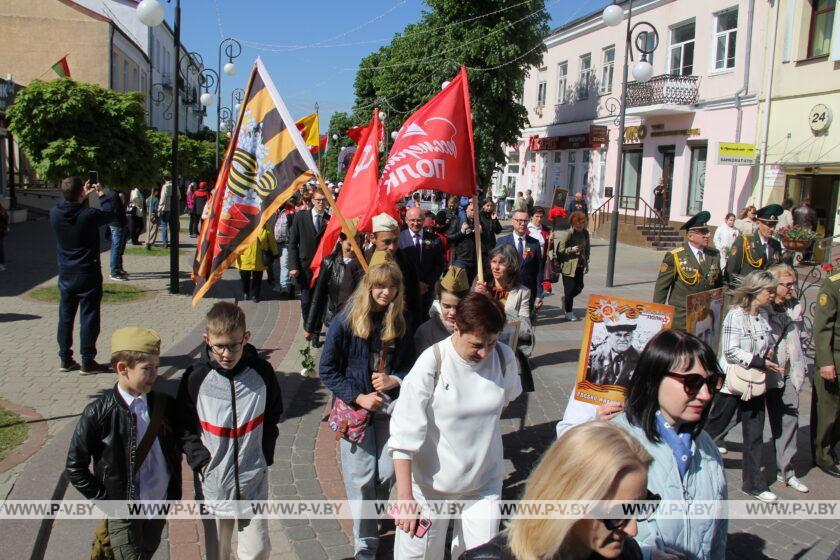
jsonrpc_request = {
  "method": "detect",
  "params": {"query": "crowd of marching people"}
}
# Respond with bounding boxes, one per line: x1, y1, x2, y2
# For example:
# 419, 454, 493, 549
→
49, 171, 840, 560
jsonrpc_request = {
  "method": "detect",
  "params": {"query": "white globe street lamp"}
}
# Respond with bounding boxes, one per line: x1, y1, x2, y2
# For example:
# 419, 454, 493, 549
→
602, 4, 624, 27
223, 62, 236, 76
235, 103, 241, 114
391, 131, 398, 140
200, 92, 215, 107
220, 121, 229, 133
137, 0, 165, 27
441, 81, 451, 90
632, 59, 654, 82
332, 134, 339, 141
379, 111, 387, 121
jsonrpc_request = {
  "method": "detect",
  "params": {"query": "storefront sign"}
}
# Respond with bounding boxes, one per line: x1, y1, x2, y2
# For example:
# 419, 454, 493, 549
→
650, 128, 701, 138
589, 125, 608, 144
529, 129, 607, 151
809, 104, 832, 134
716, 142, 757, 166
624, 125, 647, 142
763, 165, 785, 190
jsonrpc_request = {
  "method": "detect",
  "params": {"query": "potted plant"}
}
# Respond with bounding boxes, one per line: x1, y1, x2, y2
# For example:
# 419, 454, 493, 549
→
299, 344, 316, 377
778, 225, 818, 252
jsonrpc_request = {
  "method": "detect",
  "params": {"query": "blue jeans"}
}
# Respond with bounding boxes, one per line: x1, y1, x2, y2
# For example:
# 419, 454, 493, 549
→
278, 244, 290, 289
339, 412, 394, 559
109, 225, 127, 275
159, 211, 171, 246
57, 271, 102, 363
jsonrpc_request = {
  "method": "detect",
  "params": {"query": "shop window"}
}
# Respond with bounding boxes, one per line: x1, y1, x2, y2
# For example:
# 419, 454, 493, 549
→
713, 9, 738, 70
669, 21, 696, 76
620, 150, 642, 209
567, 151, 577, 190
808, 0, 836, 58
686, 145, 707, 215
582, 150, 591, 187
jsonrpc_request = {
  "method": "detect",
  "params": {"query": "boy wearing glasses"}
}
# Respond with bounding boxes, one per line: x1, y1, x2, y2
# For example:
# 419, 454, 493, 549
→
177, 302, 283, 559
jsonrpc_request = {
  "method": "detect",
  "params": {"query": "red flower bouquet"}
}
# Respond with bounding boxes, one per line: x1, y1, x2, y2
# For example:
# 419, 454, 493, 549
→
548, 206, 567, 221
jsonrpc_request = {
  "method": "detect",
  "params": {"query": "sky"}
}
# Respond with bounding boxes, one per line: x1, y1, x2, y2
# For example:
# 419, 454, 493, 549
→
163, 0, 612, 128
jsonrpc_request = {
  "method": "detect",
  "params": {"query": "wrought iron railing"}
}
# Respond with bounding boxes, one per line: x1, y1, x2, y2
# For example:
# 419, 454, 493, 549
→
626, 74, 700, 108
590, 195, 670, 243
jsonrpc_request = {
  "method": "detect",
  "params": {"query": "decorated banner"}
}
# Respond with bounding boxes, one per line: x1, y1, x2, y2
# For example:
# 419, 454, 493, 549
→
574, 295, 674, 404
686, 288, 725, 351
358, 66, 477, 230
309, 108, 383, 285
192, 58, 320, 306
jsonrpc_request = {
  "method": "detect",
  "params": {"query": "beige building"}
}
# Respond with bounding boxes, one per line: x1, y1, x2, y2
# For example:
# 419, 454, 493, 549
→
758, 0, 840, 238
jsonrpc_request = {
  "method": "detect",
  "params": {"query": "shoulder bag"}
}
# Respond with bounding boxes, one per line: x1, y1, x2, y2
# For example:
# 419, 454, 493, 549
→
328, 343, 392, 444
726, 313, 767, 401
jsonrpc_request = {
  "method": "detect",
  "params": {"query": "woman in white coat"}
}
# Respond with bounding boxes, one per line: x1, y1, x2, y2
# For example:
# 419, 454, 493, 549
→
713, 213, 739, 268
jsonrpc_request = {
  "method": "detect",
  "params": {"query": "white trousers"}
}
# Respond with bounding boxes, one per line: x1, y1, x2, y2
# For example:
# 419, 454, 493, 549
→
394, 480, 501, 560
212, 517, 270, 560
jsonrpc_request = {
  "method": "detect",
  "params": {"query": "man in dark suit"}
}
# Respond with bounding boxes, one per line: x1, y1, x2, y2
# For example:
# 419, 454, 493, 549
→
726, 204, 784, 286
400, 206, 445, 319
587, 317, 640, 387
288, 189, 330, 322
496, 210, 543, 311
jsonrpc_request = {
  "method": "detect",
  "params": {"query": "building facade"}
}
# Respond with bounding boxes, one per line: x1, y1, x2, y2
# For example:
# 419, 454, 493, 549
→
509, 0, 771, 228
758, 0, 840, 239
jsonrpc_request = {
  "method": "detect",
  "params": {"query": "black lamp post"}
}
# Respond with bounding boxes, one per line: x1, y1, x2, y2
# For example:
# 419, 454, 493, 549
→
601, 0, 658, 287
216, 38, 242, 169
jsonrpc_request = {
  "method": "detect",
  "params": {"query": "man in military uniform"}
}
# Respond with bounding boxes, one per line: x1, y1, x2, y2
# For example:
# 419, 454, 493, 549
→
653, 211, 723, 330
726, 204, 784, 286
811, 272, 840, 478
587, 313, 640, 387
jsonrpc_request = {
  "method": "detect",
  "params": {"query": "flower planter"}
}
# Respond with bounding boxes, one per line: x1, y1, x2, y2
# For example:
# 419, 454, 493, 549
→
782, 239, 809, 252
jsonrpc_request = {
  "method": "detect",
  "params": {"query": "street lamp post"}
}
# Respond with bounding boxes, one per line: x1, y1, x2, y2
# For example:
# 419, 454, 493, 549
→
232, 87, 244, 117
602, 0, 658, 287
216, 38, 242, 169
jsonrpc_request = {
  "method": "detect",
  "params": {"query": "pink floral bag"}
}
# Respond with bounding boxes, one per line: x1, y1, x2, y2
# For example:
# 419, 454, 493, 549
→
328, 343, 391, 444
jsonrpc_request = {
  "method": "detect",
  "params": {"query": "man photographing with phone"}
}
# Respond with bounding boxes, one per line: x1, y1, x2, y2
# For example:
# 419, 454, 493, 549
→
50, 176, 115, 374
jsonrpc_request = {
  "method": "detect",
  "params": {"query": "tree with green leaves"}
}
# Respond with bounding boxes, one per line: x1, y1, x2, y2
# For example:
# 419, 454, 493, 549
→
352, 0, 548, 187
147, 130, 221, 183
7, 79, 158, 187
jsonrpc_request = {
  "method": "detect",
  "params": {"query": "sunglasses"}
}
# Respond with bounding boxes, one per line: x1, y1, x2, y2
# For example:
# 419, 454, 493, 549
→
664, 372, 724, 395
601, 490, 661, 531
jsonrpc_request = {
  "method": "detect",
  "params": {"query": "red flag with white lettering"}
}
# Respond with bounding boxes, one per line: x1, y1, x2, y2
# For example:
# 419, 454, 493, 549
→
358, 67, 477, 231
309, 109, 382, 285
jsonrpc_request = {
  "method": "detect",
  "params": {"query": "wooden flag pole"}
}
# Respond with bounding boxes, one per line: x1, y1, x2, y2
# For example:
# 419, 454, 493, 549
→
315, 174, 368, 272
472, 195, 484, 284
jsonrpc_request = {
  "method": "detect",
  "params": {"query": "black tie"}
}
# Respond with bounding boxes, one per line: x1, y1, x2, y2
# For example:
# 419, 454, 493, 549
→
315, 213, 322, 232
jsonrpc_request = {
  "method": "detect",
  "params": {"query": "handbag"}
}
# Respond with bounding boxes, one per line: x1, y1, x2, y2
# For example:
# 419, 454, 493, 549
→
545, 256, 561, 283
328, 343, 391, 444
727, 364, 766, 401
89, 395, 166, 560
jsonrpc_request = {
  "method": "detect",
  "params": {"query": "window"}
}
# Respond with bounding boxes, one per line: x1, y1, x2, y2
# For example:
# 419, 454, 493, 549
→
808, 0, 836, 58
507, 164, 520, 175
600, 46, 615, 94
554, 151, 563, 164
578, 53, 593, 99
557, 62, 568, 104
582, 149, 591, 187
537, 67, 547, 107
687, 145, 707, 214
598, 150, 607, 195
123, 61, 129, 92
669, 22, 695, 76
567, 151, 577, 189
620, 150, 642, 209
133, 68, 139, 91
714, 9, 738, 70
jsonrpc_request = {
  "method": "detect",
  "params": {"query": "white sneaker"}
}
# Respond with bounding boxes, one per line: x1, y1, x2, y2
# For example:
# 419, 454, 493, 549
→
565, 311, 578, 321
718, 446, 727, 455
778, 475, 809, 493
109, 274, 128, 282
752, 490, 778, 502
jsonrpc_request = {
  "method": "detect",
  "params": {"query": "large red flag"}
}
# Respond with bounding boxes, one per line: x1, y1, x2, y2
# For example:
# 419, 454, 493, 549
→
309, 109, 383, 285
358, 67, 477, 231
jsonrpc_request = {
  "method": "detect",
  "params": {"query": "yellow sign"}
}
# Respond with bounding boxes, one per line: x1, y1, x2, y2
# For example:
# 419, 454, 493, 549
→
717, 142, 757, 166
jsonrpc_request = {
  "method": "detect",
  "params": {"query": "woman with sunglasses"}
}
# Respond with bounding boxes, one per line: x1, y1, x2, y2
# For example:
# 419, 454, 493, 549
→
612, 329, 728, 559
705, 270, 782, 502
463, 422, 654, 560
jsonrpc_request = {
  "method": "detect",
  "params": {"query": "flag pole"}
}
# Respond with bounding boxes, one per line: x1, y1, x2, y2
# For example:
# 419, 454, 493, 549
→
472, 195, 484, 284
315, 174, 368, 272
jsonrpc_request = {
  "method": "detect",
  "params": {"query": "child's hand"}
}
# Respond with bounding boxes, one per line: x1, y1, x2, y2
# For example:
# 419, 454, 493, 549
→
372, 372, 399, 392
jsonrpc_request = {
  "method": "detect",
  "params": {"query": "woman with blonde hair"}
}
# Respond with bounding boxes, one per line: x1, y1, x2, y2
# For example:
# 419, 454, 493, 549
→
319, 258, 415, 559
706, 270, 783, 502
735, 205, 757, 235
464, 422, 653, 560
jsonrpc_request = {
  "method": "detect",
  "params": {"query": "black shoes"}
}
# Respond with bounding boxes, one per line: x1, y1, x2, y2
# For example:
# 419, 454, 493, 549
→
817, 464, 840, 478
59, 359, 80, 372
81, 361, 111, 374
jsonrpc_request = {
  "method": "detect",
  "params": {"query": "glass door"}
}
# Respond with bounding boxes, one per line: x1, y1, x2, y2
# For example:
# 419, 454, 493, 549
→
686, 145, 707, 215
620, 150, 642, 209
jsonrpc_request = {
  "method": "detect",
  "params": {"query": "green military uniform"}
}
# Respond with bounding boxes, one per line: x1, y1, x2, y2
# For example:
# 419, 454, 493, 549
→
725, 204, 784, 286
811, 272, 840, 476
653, 211, 723, 330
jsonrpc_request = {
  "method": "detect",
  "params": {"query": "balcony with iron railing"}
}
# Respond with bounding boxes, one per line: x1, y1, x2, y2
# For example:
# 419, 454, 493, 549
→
624, 74, 700, 117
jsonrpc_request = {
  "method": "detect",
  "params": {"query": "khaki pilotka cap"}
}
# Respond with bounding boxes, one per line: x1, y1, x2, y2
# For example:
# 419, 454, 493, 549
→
110, 327, 162, 355
368, 250, 395, 268
440, 266, 469, 293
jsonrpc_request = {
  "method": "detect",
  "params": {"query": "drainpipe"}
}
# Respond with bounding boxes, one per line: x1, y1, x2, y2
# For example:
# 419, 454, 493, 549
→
727, 0, 755, 212
757, 0, 780, 206
108, 25, 114, 90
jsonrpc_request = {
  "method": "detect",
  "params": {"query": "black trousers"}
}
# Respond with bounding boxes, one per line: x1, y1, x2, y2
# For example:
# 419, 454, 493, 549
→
128, 215, 143, 245
57, 271, 102, 363
239, 270, 263, 300
188, 213, 200, 236
562, 267, 585, 312
706, 391, 769, 494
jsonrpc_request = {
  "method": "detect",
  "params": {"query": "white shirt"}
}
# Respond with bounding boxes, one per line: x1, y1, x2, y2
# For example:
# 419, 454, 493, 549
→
687, 242, 705, 263
116, 385, 170, 504
311, 209, 325, 231
389, 337, 522, 494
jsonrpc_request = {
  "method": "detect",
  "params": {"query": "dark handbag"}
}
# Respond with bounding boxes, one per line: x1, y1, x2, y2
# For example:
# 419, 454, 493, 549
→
261, 250, 274, 264
545, 256, 561, 283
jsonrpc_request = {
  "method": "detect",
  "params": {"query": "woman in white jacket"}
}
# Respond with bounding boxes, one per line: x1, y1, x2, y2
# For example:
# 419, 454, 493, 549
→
389, 292, 522, 560
713, 213, 738, 268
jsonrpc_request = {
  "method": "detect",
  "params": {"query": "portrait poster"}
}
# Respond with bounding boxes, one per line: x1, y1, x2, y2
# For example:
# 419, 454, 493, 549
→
552, 187, 569, 210
574, 295, 674, 405
685, 288, 725, 352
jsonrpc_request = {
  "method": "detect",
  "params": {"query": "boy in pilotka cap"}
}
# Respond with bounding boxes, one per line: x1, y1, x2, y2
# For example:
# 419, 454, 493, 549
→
65, 327, 182, 560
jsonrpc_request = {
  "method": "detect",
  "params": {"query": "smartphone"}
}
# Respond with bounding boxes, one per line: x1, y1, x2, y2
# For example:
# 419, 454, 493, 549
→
88, 170, 99, 185
388, 504, 433, 538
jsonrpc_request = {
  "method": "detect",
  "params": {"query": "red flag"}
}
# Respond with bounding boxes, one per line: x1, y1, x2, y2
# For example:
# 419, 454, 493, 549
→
346, 125, 366, 144
309, 109, 383, 285
358, 67, 477, 231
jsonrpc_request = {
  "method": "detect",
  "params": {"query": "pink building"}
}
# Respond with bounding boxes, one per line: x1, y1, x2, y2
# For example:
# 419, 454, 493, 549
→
503, 0, 771, 235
